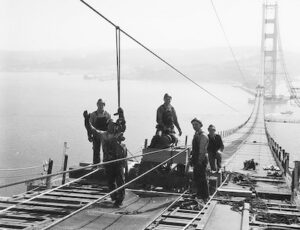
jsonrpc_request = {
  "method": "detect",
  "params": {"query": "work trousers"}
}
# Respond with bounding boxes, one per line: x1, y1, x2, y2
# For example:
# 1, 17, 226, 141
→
105, 163, 125, 203
193, 161, 209, 200
208, 152, 222, 171
92, 135, 101, 164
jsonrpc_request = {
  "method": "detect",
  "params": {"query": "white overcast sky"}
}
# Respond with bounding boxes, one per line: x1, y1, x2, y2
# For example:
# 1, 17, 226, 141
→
1, 0, 300, 52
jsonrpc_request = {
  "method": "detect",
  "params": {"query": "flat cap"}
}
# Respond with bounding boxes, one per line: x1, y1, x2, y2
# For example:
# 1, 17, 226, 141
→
191, 118, 203, 126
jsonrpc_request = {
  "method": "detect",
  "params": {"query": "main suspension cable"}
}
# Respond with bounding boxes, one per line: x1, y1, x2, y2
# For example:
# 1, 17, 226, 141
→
209, 0, 247, 83
80, 0, 238, 112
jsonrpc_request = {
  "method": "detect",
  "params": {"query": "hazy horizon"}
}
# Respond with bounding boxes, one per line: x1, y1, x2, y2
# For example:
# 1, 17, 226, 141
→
2, 0, 300, 52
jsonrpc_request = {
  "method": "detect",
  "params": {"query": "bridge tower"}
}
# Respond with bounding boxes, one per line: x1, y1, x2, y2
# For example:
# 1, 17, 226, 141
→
261, 1, 278, 99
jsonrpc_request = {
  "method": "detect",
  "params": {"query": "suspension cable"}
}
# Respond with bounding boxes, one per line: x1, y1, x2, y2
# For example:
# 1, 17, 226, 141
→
116, 26, 121, 108
80, 0, 238, 112
0, 165, 41, 171
42, 147, 188, 230
209, 0, 247, 83
0, 146, 184, 189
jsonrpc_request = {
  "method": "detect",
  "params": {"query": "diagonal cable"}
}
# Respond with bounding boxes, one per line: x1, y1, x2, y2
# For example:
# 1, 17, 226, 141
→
80, 0, 239, 112
210, 0, 247, 83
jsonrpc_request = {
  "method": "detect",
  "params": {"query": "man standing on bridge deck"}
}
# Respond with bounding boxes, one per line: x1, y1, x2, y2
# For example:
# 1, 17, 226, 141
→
156, 93, 182, 137
191, 118, 209, 201
207, 124, 224, 172
84, 109, 127, 207
88, 99, 111, 164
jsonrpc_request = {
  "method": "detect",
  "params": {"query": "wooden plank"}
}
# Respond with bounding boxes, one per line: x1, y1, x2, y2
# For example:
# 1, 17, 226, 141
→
44, 191, 102, 199
161, 214, 194, 220
55, 188, 106, 195
217, 188, 253, 197
251, 221, 300, 229
153, 224, 183, 230
0, 200, 82, 210
23, 195, 92, 204
160, 217, 191, 225
256, 190, 291, 200
0, 221, 30, 229
268, 207, 300, 212
0, 205, 69, 216
267, 209, 300, 217
0, 213, 45, 221
60, 185, 108, 192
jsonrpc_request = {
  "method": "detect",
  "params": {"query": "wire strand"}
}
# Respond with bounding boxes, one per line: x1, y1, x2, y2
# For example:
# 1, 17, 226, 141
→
80, 0, 239, 112
209, 0, 247, 83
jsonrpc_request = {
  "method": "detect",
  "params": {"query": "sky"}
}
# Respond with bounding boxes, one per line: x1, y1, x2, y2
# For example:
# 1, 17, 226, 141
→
1, 0, 300, 52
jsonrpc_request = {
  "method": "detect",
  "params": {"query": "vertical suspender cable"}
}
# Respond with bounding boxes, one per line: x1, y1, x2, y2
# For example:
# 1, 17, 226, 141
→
80, 0, 239, 112
116, 26, 121, 108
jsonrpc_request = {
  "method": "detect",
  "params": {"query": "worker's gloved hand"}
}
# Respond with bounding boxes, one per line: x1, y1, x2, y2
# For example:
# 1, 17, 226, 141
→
88, 135, 93, 142
83, 110, 89, 119
189, 157, 194, 167
114, 107, 124, 117
178, 129, 182, 136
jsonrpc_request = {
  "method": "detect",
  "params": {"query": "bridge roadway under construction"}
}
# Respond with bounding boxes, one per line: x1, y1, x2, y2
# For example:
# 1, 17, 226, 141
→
0, 92, 299, 230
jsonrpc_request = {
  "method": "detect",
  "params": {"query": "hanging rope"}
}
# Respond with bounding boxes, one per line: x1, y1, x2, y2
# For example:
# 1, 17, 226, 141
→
116, 26, 121, 108
209, 0, 247, 83
0, 165, 41, 171
80, 0, 238, 112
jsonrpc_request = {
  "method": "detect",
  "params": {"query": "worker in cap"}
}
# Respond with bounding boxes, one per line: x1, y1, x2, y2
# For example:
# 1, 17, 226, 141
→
207, 124, 224, 172
156, 93, 182, 137
83, 110, 126, 207
88, 98, 111, 164
190, 118, 209, 202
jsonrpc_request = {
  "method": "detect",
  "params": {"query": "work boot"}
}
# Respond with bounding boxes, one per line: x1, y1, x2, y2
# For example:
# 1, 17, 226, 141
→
113, 200, 123, 208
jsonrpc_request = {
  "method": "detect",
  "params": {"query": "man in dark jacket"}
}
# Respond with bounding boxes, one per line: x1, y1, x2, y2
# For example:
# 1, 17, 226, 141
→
84, 109, 126, 207
207, 124, 224, 171
191, 118, 209, 201
156, 93, 182, 136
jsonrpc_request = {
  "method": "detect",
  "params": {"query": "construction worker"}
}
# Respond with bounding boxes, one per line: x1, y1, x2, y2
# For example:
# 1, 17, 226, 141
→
83, 109, 126, 207
156, 93, 182, 136
207, 124, 224, 172
88, 99, 111, 164
190, 118, 209, 202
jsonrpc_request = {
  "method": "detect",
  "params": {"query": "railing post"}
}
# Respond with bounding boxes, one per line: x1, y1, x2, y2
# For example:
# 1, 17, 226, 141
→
62, 154, 69, 185
292, 161, 300, 201
144, 139, 148, 149
185, 135, 188, 147
46, 158, 53, 188
61, 142, 69, 185
282, 149, 286, 169
185, 148, 191, 174
285, 153, 289, 176
279, 147, 282, 161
